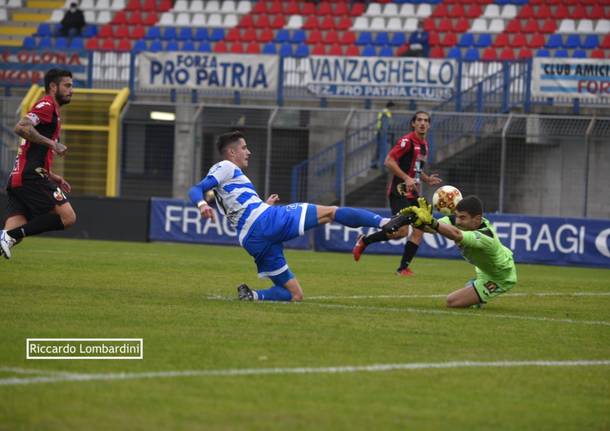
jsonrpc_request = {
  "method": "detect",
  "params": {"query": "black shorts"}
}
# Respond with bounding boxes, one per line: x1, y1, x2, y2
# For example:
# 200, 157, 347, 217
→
389, 194, 419, 215
6, 179, 69, 221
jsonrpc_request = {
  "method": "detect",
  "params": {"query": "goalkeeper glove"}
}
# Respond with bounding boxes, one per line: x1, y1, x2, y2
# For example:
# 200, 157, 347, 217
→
408, 197, 439, 233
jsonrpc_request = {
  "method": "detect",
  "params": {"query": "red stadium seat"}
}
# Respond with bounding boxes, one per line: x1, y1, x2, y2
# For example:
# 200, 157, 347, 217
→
336, 16, 351, 31
334, 3, 348, 16
130, 26, 145, 39
320, 15, 336, 30
241, 28, 256, 42
270, 15, 285, 29
318, 3, 332, 15
536, 5, 551, 18
431, 3, 449, 17
554, 5, 569, 19
340, 31, 356, 45
126, 0, 140, 11
112, 11, 127, 25
326, 30, 339, 44
144, 12, 158, 26
226, 28, 240, 42
499, 47, 515, 60
601, 34, 610, 49
454, 18, 469, 33
451, 4, 465, 17
590, 48, 605, 59
284, 2, 299, 15
85, 38, 99, 50
350, 3, 365, 16
230, 42, 244, 54
99, 25, 113, 38
494, 33, 509, 47
345, 44, 359, 56
117, 39, 131, 52
252, 2, 266, 13
523, 19, 540, 33
428, 32, 440, 46
214, 41, 228, 53
328, 43, 343, 56
158, 0, 172, 12
307, 30, 322, 44
506, 20, 521, 33
246, 42, 261, 54
128, 11, 143, 26
115, 25, 129, 39
528, 33, 545, 48
518, 48, 533, 59
438, 18, 452, 32
303, 16, 319, 30
240, 15, 254, 28
429, 47, 445, 58
540, 19, 556, 33
465, 4, 482, 18
301, 3, 315, 15
510, 33, 527, 48
440, 32, 457, 47
254, 15, 270, 28
588, 5, 604, 19
258, 28, 274, 43
571, 5, 586, 20
482, 47, 497, 60
518, 5, 534, 18
423, 18, 436, 32
312, 43, 326, 55
267, 2, 282, 14
101, 38, 116, 51
142, 0, 156, 11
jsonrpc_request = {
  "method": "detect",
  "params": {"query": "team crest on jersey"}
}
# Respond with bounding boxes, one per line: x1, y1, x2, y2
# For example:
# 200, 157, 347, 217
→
400, 138, 409, 148
35, 101, 51, 109
53, 188, 66, 201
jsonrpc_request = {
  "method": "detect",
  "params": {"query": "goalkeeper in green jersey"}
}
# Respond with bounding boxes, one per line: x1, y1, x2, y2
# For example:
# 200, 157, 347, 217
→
402, 195, 517, 308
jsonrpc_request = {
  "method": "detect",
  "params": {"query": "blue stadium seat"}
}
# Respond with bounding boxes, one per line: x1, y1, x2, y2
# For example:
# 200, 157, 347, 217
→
390, 32, 405, 46
356, 32, 373, 46
182, 40, 196, 51
37, 23, 52, 37
535, 48, 550, 57
178, 27, 192, 41
565, 34, 580, 49
554, 49, 568, 58
447, 47, 461, 59
165, 40, 179, 51
70, 37, 84, 50
22, 36, 36, 49
163, 27, 177, 40
474, 34, 492, 48
572, 49, 586, 58
581, 34, 599, 49
55, 37, 68, 50
194, 28, 208, 41
464, 47, 480, 61
262, 42, 277, 55
209, 28, 225, 42
38, 37, 52, 49
291, 29, 306, 44
294, 43, 309, 58
198, 41, 211, 52
458, 33, 474, 48
275, 29, 290, 43
361, 44, 377, 56
146, 27, 161, 40
149, 39, 163, 52
545, 34, 563, 49
279, 43, 293, 57
379, 45, 393, 56
83, 25, 97, 38
133, 39, 147, 53
374, 32, 389, 46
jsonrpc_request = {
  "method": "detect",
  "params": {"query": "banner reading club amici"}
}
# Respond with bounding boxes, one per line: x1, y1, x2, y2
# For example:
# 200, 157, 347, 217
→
305, 56, 456, 100
532, 58, 610, 100
138, 52, 279, 91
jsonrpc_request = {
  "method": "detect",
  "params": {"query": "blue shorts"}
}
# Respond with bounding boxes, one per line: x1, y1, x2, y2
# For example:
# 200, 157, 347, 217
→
243, 203, 318, 286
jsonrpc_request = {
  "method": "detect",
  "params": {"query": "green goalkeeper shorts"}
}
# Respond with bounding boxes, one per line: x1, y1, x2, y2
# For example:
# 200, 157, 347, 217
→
469, 268, 517, 303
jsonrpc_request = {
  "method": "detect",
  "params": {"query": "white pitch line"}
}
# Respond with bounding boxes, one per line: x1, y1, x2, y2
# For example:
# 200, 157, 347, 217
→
1, 360, 609, 386
307, 292, 610, 300
305, 302, 610, 327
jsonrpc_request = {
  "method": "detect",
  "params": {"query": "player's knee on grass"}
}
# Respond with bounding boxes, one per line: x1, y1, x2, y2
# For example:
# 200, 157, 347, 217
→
446, 283, 481, 308
284, 278, 304, 302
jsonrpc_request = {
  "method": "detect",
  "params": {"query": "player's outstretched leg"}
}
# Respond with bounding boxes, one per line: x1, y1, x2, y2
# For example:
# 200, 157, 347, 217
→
352, 212, 416, 262
0, 230, 16, 259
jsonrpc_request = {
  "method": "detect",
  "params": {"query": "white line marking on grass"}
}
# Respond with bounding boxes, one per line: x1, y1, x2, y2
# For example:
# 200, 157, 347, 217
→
0, 367, 78, 376
305, 303, 610, 327
1, 360, 609, 386
307, 292, 610, 300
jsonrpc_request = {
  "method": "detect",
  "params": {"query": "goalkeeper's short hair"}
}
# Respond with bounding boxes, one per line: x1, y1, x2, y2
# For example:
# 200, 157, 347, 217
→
456, 196, 483, 217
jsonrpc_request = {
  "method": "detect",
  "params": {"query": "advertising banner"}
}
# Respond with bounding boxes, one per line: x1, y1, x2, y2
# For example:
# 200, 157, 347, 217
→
138, 52, 279, 91
305, 56, 456, 100
532, 58, 610, 100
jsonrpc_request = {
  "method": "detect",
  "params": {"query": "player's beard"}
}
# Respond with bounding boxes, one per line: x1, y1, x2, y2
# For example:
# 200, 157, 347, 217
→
57, 93, 72, 106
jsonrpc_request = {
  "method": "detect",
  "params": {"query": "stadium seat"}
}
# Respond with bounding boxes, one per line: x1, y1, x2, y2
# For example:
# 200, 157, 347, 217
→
117, 39, 131, 52
162, 27, 176, 40
279, 42, 293, 57
291, 29, 306, 44
466, 4, 482, 18
356, 32, 372, 46
326, 30, 339, 45
230, 42, 244, 54
481, 47, 497, 60
378, 45, 393, 57
365, 3, 381, 16
369, 17, 385, 31
328, 43, 343, 56
112, 10, 127, 25
572, 49, 587, 58
126, 0, 140, 11
86, 38, 100, 50
275, 29, 290, 44
541, 19, 556, 34
505, 20, 521, 33
438, 18, 452, 32
386, 17, 402, 32
458, 33, 474, 47
390, 33, 405, 47
294, 43, 309, 58
523, 19, 540, 33
361, 44, 376, 56
576, 20, 594, 34
97, 10, 111, 24
510, 34, 527, 48
455, 18, 469, 33
22, 36, 36, 49
142, 0, 156, 11
429, 47, 445, 58
36, 23, 52, 37
350, 3, 365, 17
115, 25, 129, 39
132, 39, 147, 53
194, 28, 208, 41
536, 5, 551, 19
596, 21, 610, 36
178, 27, 192, 41
307, 29, 322, 44
130, 26, 145, 39
416, 4, 432, 18
246, 42, 260, 54
101, 38, 116, 51
149, 39, 162, 52
128, 10, 143, 25
517, 48, 533, 59
214, 40, 228, 53
209, 28, 224, 42
110, 0, 125, 10
565, 34, 580, 49
165, 40, 179, 51
286, 15, 303, 30
241, 28, 256, 42
488, 19, 505, 33
545, 34, 563, 49
581, 35, 599, 49
399, 4, 415, 17
270, 15, 285, 30
284, 1, 299, 15
262, 42, 276, 54
225, 28, 239, 42
554, 49, 568, 58
502, 5, 518, 18
303, 16, 318, 30
345, 45, 359, 56
334, 3, 348, 17
98, 25, 112, 38
158, 12, 173, 26
475, 34, 492, 48
207, 13, 223, 28
528, 33, 545, 49
374, 32, 389, 46
220, 0, 235, 14
144, 12, 158, 26
494, 33, 509, 47
311, 43, 325, 55
50, 10, 63, 23
431, 3, 449, 18
447, 46, 461, 59
470, 18, 487, 33
590, 48, 605, 59
336, 17, 352, 31
175, 12, 190, 27
464, 47, 480, 61
352, 16, 368, 31
441, 32, 457, 47
258, 29, 274, 43
499, 47, 515, 60
198, 41, 211, 52
404, 18, 418, 32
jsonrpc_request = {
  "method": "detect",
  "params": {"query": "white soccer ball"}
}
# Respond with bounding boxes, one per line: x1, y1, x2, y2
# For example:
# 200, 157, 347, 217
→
432, 185, 462, 216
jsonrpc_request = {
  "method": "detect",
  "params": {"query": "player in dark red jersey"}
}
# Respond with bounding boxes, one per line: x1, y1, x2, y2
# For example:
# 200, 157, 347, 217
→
353, 111, 442, 275
1, 68, 76, 259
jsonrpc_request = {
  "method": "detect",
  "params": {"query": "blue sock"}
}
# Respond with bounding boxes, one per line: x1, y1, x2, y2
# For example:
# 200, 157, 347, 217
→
255, 286, 293, 301
334, 207, 383, 228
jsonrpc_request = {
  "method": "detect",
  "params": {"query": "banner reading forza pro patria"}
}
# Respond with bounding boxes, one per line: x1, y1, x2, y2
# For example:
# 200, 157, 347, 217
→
138, 52, 279, 91
305, 56, 456, 100
532, 58, 610, 100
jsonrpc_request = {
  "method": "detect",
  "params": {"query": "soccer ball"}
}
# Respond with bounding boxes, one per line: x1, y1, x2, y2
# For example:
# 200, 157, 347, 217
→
432, 185, 462, 216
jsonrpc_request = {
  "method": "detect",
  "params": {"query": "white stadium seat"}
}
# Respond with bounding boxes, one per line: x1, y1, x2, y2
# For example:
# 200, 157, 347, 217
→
365, 3, 381, 16
158, 12, 174, 26
204, 0, 219, 13
352, 16, 368, 31
576, 19, 593, 34
110, 0, 124, 10
173, 0, 188, 12
382, 4, 398, 16
399, 4, 415, 17
189, 0, 204, 12
483, 4, 500, 18
49, 9, 63, 22
470, 18, 488, 33
285, 15, 303, 29
415, 4, 432, 17
557, 19, 576, 34
0, 8, 6, 21
370, 17, 386, 31
96, 10, 111, 23
236, 0, 251, 14
223, 14, 237, 27
386, 17, 402, 32
404, 18, 418, 32
501, 5, 517, 19
84, 10, 95, 23
488, 18, 505, 33
175, 12, 190, 26
221, 0, 236, 14
594, 19, 609, 34
95, 0, 110, 10
206, 13, 222, 27
80, 0, 95, 10
191, 13, 206, 27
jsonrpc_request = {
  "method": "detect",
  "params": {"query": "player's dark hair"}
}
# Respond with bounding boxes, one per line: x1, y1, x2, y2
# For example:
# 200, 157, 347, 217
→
217, 130, 245, 154
456, 195, 483, 217
44, 69, 72, 93
410, 111, 431, 130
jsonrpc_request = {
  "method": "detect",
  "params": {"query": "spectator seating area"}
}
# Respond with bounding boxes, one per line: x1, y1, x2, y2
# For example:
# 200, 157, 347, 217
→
3, 0, 610, 61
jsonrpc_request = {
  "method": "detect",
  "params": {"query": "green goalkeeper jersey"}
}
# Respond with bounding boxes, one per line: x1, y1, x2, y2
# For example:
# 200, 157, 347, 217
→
439, 216, 516, 283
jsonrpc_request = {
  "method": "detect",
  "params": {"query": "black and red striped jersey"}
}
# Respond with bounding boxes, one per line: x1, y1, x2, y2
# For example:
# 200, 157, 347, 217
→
386, 131, 429, 199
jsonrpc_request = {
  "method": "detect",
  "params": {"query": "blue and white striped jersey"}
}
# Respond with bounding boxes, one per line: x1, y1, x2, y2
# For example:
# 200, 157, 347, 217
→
205, 160, 269, 244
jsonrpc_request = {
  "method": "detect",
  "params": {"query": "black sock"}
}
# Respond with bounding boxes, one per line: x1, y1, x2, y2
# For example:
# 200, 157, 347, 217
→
363, 230, 388, 245
7, 213, 64, 240
399, 241, 419, 269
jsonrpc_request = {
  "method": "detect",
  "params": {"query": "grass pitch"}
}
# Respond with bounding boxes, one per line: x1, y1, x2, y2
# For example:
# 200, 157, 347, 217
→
1, 237, 609, 430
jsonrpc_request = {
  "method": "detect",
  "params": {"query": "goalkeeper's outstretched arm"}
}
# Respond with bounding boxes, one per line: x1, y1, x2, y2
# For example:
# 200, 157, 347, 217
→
434, 221, 463, 243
